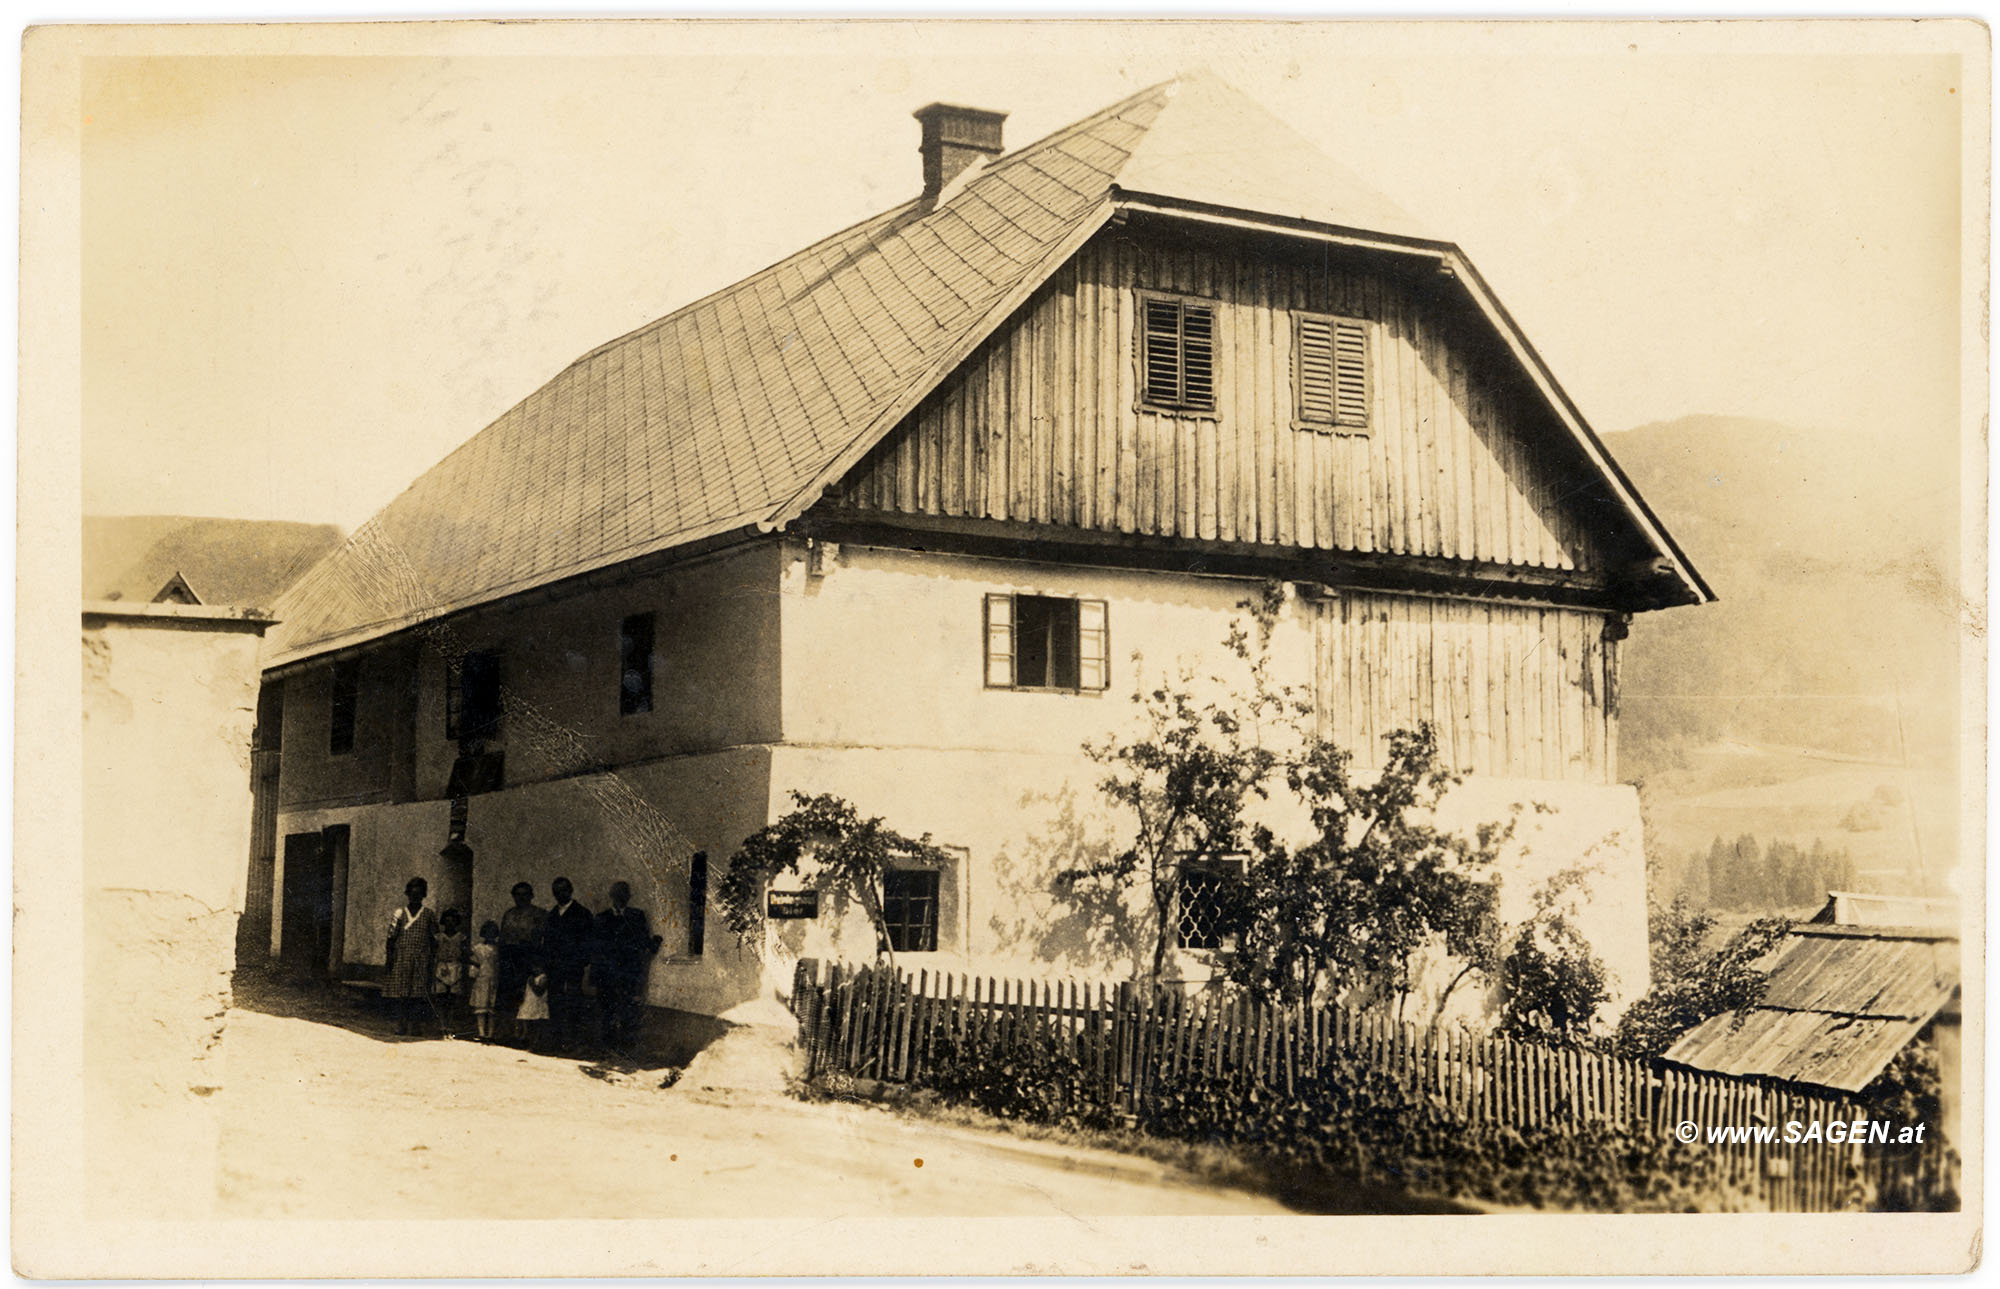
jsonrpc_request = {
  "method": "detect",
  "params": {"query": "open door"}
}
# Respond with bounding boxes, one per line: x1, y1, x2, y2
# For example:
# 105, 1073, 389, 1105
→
279, 831, 333, 978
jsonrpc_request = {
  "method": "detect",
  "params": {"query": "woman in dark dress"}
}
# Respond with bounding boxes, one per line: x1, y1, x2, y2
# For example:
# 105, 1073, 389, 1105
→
383, 876, 438, 1035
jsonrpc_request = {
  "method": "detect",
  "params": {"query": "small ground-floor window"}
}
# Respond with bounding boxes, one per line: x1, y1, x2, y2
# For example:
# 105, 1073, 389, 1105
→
1175, 857, 1244, 951
881, 868, 940, 954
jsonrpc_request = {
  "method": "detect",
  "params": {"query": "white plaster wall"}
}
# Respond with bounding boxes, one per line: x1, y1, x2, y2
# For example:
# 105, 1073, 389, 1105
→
772, 542, 1649, 1022
81, 614, 265, 1219
779, 540, 1316, 755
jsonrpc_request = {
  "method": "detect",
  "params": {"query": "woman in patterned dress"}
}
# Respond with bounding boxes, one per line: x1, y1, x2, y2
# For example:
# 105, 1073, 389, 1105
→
383, 876, 438, 1035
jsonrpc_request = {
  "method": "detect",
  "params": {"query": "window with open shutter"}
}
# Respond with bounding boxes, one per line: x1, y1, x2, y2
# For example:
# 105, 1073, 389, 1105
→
982, 593, 1110, 692
1140, 294, 1217, 412
1295, 312, 1370, 431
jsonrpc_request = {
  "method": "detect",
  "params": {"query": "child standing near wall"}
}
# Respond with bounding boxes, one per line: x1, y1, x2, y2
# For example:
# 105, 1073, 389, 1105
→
516, 970, 550, 1050
433, 909, 468, 1032
467, 921, 501, 1041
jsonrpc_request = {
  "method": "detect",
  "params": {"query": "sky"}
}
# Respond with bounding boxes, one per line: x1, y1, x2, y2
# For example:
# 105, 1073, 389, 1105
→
76, 22, 1970, 532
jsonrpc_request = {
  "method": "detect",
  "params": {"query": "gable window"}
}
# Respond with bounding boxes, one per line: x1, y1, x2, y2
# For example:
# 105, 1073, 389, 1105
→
446, 649, 504, 742
984, 594, 1109, 692
619, 612, 655, 716
1139, 294, 1216, 413
1175, 857, 1245, 951
1294, 312, 1370, 431
328, 660, 360, 756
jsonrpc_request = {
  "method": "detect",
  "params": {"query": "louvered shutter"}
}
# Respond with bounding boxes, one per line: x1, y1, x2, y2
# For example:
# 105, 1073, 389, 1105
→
1141, 297, 1217, 412
1295, 313, 1369, 431
1142, 298, 1184, 406
983, 593, 1014, 688
1077, 599, 1109, 691
1180, 305, 1215, 409
1295, 315, 1336, 423
1333, 319, 1369, 428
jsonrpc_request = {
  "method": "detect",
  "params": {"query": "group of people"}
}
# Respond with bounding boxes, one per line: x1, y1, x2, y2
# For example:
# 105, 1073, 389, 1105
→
381, 875, 664, 1054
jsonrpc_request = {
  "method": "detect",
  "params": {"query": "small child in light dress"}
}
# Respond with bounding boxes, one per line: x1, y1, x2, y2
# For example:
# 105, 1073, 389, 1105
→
467, 921, 502, 1041
517, 969, 550, 1049
433, 909, 468, 1029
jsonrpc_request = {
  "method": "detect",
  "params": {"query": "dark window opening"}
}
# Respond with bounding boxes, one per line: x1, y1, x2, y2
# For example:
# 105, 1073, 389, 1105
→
447, 649, 503, 742
1141, 295, 1217, 412
984, 594, 1109, 691
255, 681, 285, 753
620, 612, 655, 716
1016, 595, 1079, 689
881, 868, 940, 954
687, 851, 707, 957
328, 660, 359, 756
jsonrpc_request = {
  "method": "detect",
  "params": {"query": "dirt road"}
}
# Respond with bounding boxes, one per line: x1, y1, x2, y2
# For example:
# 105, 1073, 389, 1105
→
211, 987, 1287, 1221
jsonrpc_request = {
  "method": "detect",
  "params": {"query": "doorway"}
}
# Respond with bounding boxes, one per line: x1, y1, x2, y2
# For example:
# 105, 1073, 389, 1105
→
279, 832, 330, 977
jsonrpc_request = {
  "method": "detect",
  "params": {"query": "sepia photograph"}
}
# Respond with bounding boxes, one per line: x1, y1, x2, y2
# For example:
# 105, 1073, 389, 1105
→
18, 15, 1986, 1277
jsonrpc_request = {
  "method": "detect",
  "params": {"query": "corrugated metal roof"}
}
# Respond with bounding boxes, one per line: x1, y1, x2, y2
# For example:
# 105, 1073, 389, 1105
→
1662, 927, 1960, 1093
265, 72, 1697, 665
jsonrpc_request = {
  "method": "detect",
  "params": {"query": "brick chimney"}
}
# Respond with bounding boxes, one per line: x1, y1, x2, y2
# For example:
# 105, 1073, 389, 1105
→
914, 102, 1007, 205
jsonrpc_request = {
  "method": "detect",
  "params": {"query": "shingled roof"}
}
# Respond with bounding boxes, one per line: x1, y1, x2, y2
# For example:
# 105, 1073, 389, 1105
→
1663, 925, 1961, 1094
267, 72, 1700, 666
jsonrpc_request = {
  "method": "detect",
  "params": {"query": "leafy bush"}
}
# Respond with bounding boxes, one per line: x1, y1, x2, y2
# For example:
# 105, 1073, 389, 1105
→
880, 1008, 1751, 1213
1613, 911, 1790, 1059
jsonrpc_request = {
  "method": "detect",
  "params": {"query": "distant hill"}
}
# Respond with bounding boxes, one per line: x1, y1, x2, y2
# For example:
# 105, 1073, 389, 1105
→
1606, 415, 1966, 901
84, 515, 342, 609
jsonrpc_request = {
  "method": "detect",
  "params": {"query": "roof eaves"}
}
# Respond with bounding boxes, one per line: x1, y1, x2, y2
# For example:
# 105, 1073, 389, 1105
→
264, 512, 768, 672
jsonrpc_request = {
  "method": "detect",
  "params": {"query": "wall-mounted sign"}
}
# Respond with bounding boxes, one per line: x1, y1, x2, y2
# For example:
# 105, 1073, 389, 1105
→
767, 889, 819, 919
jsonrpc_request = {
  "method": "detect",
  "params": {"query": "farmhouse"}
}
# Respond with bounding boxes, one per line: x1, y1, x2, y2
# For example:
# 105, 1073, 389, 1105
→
247, 75, 1710, 1040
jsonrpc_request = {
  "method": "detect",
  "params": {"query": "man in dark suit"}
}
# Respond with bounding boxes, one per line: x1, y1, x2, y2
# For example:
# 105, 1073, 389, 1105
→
594, 880, 663, 1053
542, 876, 595, 1053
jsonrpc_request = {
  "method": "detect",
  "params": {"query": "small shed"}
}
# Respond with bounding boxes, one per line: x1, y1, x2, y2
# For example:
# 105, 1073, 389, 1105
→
1663, 923, 1961, 1140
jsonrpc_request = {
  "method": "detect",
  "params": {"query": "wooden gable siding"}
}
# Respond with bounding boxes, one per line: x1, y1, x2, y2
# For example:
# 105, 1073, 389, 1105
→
830, 232, 1605, 571
1315, 591, 1616, 784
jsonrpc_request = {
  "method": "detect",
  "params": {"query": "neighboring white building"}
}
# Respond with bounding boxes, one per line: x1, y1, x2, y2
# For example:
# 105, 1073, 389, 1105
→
83, 598, 273, 1217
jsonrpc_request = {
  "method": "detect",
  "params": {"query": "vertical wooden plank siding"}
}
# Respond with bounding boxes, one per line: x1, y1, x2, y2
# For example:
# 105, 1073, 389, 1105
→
831, 236, 1603, 573
1314, 590, 1614, 782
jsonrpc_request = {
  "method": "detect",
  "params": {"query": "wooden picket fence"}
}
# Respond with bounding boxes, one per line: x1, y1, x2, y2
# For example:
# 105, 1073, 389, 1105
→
790, 961, 1957, 1213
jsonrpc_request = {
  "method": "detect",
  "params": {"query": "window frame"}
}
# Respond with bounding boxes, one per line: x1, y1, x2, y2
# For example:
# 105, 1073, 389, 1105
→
880, 867, 941, 955
446, 648, 505, 742
983, 593, 1110, 694
619, 611, 656, 717
877, 844, 966, 956
327, 659, 360, 757
1136, 290, 1220, 417
1292, 310, 1372, 434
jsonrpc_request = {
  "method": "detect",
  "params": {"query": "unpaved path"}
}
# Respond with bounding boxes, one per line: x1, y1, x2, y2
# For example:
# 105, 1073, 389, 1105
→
211, 991, 1287, 1221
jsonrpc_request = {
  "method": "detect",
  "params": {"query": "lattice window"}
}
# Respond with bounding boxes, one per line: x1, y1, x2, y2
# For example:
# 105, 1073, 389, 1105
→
1175, 858, 1245, 950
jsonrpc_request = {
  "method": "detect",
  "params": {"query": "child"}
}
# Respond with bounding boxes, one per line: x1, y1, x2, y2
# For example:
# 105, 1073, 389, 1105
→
516, 969, 550, 1049
433, 909, 468, 1032
467, 921, 502, 1041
